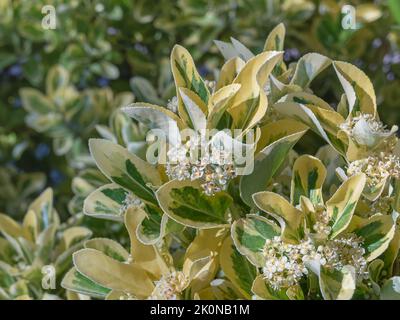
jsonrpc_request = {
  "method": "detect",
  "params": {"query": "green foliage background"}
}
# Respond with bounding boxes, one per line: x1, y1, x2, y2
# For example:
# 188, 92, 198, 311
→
0, 0, 399, 229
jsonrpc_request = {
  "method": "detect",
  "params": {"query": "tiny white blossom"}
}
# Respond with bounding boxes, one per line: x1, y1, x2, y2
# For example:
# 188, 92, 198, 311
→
148, 271, 189, 300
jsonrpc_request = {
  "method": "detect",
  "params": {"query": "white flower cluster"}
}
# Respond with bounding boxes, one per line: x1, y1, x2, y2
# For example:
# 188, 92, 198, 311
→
321, 233, 368, 279
119, 192, 143, 215
261, 237, 324, 290
340, 113, 398, 153
262, 233, 368, 290
148, 271, 189, 300
340, 113, 390, 136
313, 208, 331, 238
347, 152, 400, 187
166, 138, 236, 195
166, 96, 178, 113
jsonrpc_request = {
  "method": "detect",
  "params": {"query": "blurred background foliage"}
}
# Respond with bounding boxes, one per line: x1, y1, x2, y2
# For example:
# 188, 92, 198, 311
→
0, 0, 399, 232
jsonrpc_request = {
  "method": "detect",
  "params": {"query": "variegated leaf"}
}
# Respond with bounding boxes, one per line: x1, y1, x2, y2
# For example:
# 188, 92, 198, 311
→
240, 129, 307, 206
326, 173, 366, 239
73, 248, 154, 298
84, 238, 129, 262
252, 275, 303, 300
46, 65, 69, 96
220, 236, 257, 299
184, 228, 226, 296
89, 139, 161, 204
20, 88, 54, 114
382, 230, 400, 275
231, 215, 280, 267
214, 40, 238, 61
171, 45, 210, 124
207, 84, 241, 129
264, 23, 286, 51
0, 214, 23, 238
253, 192, 305, 243
333, 61, 376, 117
125, 207, 170, 279
27, 188, 56, 231
61, 267, 111, 299
319, 265, 356, 300
230, 37, 254, 61
156, 180, 232, 229
274, 101, 346, 156
136, 205, 168, 245
215, 57, 245, 90
290, 53, 331, 88
291, 155, 327, 206
122, 103, 183, 146
62, 227, 92, 250
229, 51, 283, 130
83, 183, 129, 221
179, 87, 207, 130
346, 214, 395, 261
256, 118, 308, 153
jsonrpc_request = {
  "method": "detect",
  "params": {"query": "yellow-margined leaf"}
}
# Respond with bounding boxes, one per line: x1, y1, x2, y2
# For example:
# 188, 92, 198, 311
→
171, 45, 210, 125
156, 180, 232, 229
73, 248, 154, 298
231, 214, 280, 267
326, 173, 366, 239
253, 191, 305, 243
220, 236, 257, 299
215, 57, 245, 90
333, 61, 376, 117
290, 53, 331, 88
88, 139, 161, 205
291, 155, 327, 206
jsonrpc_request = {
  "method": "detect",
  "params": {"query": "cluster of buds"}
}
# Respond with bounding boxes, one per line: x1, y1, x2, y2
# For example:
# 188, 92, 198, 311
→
321, 233, 368, 279
312, 207, 332, 238
119, 192, 143, 215
347, 152, 400, 187
166, 96, 178, 113
148, 271, 189, 300
261, 237, 325, 290
166, 137, 237, 195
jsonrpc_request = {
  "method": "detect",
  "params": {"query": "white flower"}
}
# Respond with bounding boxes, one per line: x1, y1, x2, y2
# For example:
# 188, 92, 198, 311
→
340, 113, 398, 150
166, 96, 178, 113
321, 233, 368, 279
261, 237, 323, 290
312, 208, 332, 238
148, 271, 189, 300
261, 233, 368, 290
165, 136, 237, 195
119, 192, 143, 215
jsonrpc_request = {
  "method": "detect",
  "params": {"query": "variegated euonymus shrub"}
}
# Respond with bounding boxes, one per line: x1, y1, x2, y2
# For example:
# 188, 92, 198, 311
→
0, 189, 92, 300
64, 24, 400, 300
